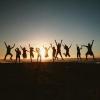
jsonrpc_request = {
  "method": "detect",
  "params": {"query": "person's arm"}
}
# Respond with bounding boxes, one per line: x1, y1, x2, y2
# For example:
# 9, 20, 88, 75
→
11, 44, 15, 49
81, 45, 87, 47
69, 44, 72, 49
62, 44, 65, 48
91, 40, 94, 47
4, 41, 7, 48
15, 48, 17, 52
55, 40, 57, 46
50, 44, 52, 48
61, 40, 63, 44
20, 45, 23, 49
29, 44, 31, 48
48, 46, 51, 50
80, 46, 82, 49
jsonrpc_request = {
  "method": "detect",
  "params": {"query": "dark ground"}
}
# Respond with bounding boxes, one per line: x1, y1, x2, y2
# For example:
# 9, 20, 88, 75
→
0, 62, 100, 100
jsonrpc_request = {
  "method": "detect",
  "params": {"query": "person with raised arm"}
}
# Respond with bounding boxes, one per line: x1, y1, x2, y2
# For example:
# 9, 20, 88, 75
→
20, 45, 28, 59
15, 47, 21, 63
35, 48, 41, 62
4, 41, 15, 60
62, 43, 72, 58
55, 40, 63, 60
50, 43, 56, 62
29, 44, 35, 62
43, 45, 50, 58
82, 40, 94, 60
76, 44, 82, 60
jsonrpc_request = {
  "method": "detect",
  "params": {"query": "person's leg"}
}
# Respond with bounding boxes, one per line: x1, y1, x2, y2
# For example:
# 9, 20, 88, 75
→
68, 53, 70, 57
55, 52, 58, 60
4, 53, 8, 60
16, 56, 17, 62
19, 56, 20, 63
10, 53, 13, 60
59, 52, 63, 60
86, 52, 88, 60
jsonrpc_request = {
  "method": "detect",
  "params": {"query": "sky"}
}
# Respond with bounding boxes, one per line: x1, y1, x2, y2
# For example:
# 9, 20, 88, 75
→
0, 0, 100, 59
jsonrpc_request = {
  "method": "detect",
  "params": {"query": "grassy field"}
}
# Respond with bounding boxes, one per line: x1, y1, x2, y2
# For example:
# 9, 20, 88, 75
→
0, 62, 100, 100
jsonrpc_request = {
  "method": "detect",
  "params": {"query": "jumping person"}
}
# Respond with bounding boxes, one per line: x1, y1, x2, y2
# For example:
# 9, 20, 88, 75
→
20, 46, 28, 59
4, 41, 15, 60
15, 48, 21, 63
43, 45, 50, 58
76, 44, 82, 60
63, 43, 72, 57
82, 40, 94, 60
29, 44, 35, 62
36, 48, 41, 62
55, 40, 63, 60
50, 43, 56, 62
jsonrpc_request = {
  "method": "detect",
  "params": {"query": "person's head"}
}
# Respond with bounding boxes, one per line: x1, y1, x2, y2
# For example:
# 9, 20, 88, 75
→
53, 47, 55, 50
23, 47, 26, 50
8, 45, 10, 48
88, 43, 91, 46
30, 47, 33, 50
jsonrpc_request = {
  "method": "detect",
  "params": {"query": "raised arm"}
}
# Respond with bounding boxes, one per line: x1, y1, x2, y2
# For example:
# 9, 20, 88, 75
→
61, 40, 63, 44
55, 40, 57, 46
4, 41, 7, 48
69, 44, 72, 49
20, 45, 23, 49
48, 46, 51, 50
29, 44, 31, 48
11, 44, 15, 49
91, 40, 94, 47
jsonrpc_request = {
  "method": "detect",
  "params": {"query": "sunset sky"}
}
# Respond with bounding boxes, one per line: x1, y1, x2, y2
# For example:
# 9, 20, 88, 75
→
0, 0, 100, 59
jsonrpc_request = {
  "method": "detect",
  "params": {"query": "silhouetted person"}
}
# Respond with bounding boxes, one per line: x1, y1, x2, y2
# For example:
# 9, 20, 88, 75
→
50, 44, 56, 62
20, 46, 28, 59
82, 40, 94, 60
55, 40, 63, 60
29, 44, 35, 62
4, 41, 15, 60
63, 43, 72, 57
76, 44, 82, 60
43, 45, 50, 57
36, 48, 41, 62
15, 48, 21, 63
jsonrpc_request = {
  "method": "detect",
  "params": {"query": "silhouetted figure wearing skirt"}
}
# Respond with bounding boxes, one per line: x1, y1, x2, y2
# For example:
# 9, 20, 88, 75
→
55, 40, 63, 60
20, 46, 28, 59
15, 48, 21, 63
4, 41, 15, 60
82, 40, 94, 60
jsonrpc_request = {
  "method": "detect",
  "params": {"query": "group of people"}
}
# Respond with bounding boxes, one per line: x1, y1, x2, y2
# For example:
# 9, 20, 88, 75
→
3, 40, 95, 62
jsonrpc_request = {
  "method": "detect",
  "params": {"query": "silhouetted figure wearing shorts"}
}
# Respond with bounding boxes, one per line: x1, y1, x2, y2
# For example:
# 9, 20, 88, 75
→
36, 48, 41, 62
20, 46, 28, 59
82, 40, 94, 60
63, 44, 72, 57
15, 48, 21, 63
4, 41, 15, 60
29, 44, 35, 62
76, 44, 82, 60
43, 45, 50, 57
50, 44, 56, 62
55, 40, 63, 60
